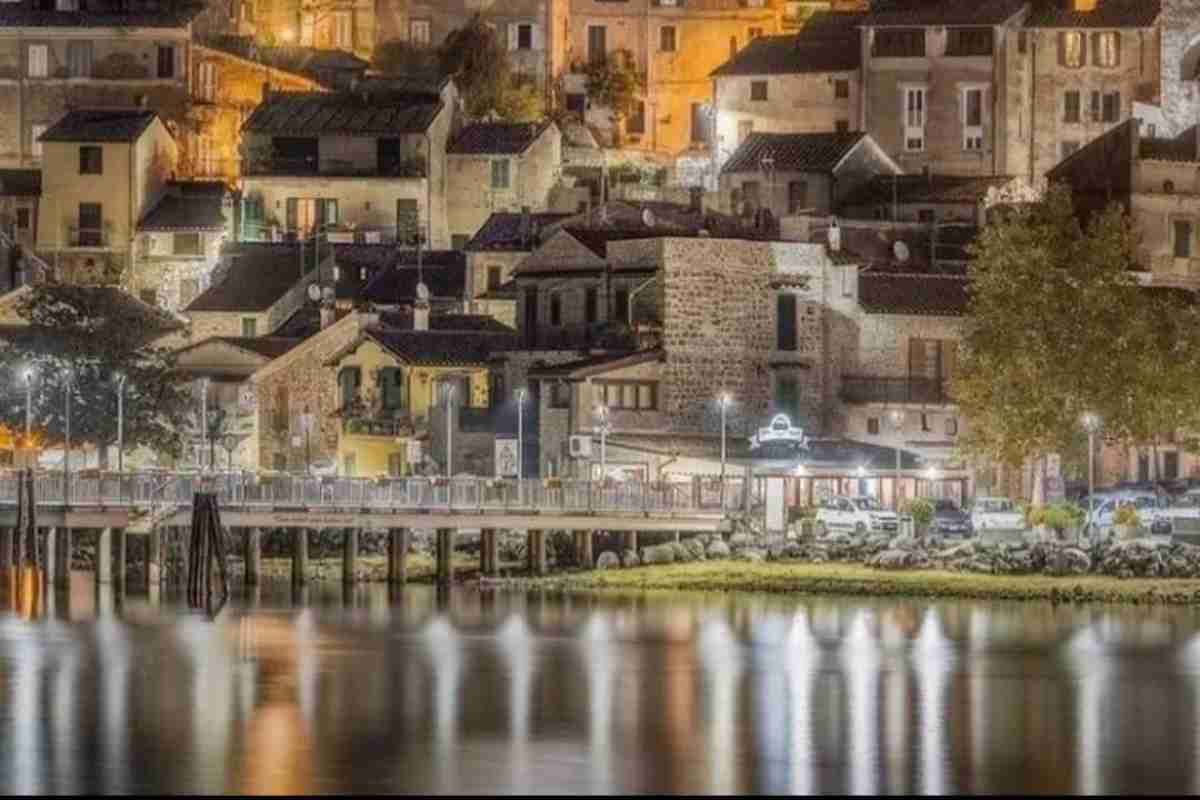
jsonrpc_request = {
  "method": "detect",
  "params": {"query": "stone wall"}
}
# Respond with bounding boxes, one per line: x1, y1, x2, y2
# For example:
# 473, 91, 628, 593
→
1160, 0, 1200, 136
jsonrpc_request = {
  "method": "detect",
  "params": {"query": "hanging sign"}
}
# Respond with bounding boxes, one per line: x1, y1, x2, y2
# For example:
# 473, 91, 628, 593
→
749, 414, 809, 458
494, 438, 518, 478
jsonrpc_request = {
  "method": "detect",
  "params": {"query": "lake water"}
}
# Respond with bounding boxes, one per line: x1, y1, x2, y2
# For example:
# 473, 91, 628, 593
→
2, 570, 1200, 794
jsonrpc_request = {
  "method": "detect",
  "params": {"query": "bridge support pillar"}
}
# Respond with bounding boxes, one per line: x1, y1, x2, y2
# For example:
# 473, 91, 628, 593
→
623, 531, 638, 553
244, 528, 261, 586
292, 528, 308, 587
480, 528, 499, 576
0, 527, 10, 571
580, 530, 594, 569
387, 528, 409, 585
528, 530, 547, 576
114, 528, 126, 592
436, 528, 455, 584
343, 528, 358, 585
145, 528, 162, 591
94, 527, 112, 584
42, 528, 55, 586
54, 527, 71, 589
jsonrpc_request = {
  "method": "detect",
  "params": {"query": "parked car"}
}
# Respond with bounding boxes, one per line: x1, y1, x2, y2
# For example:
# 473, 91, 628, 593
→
1084, 491, 1164, 533
815, 496, 898, 535
969, 497, 1025, 532
931, 499, 972, 536
1146, 489, 1200, 536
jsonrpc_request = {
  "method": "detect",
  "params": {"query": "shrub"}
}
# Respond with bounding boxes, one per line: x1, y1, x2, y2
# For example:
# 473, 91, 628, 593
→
905, 497, 935, 529
1113, 503, 1140, 527
1028, 502, 1085, 534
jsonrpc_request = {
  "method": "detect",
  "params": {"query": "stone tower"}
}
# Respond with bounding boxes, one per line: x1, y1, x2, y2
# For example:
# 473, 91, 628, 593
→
1161, 0, 1200, 135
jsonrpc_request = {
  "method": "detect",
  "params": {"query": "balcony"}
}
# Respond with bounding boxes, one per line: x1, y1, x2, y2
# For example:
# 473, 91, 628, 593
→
342, 414, 421, 438
841, 376, 952, 405
243, 156, 428, 179
66, 226, 109, 249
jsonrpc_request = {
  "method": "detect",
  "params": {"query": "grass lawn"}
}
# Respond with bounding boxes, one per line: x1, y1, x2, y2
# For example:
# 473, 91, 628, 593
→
544, 561, 1200, 605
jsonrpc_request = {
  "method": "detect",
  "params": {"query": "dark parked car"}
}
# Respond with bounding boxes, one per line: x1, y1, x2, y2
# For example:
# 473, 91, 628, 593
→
931, 499, 972, 536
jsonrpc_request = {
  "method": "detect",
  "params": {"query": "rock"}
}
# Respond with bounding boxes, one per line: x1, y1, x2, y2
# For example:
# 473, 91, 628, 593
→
642, 543, 676, 565
621, 548, 640, 568
1044, 547, 1091, 576
706, 540, 731, 559
823, 531, 853, 547
734, 548, 766, 563
682, 538, 707, 561
596, 551, 620, 570
729, 532, 754, 549
669, 541, 692, 562
782, 542, 804, 560
936, 541, 975, 561
869, 549, 913, 570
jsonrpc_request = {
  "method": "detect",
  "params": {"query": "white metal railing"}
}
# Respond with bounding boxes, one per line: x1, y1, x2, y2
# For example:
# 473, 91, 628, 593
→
0, 472, 746, 516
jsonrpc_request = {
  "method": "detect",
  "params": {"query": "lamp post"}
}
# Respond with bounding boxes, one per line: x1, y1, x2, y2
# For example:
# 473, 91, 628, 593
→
299, 406, 314, 475
199, 377, 210, 471
718, 393, 731, 481
445, 384, 455, 479
63, 367, 72, 504
887, 408, 905, 510
114, 372, 126, 474
515, 387, 527, 492
595, 405, 611, 483
1081, 412, 1101, 537
925, 466, 941, 498
23, 367, 33, 445
223, 434, 237, 472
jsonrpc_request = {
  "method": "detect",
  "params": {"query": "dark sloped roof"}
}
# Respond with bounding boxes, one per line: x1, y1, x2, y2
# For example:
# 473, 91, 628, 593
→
186, 243, 317, 313
0, 3, 202, 27
840, 174, 1012, 207
139, 181, 228, 232
377, 310, 514, 333
448, 120, 554, 155
711, 34, 860, 76
465, 211, 574, 252
200, 36, 367, 86
361, 328, 518, 367
175, 335, 301, 361
40, 109, 159, 143
722, 131, 867, 174
362, 258, 467, 304
865, 0, 1026, 26
242, 91, 443, 135
1024, 0, 1161, 28
0, 169, 41, 197
858, 273, 971, 315
1140, 126, 1199, 163
527, 348, 663, 379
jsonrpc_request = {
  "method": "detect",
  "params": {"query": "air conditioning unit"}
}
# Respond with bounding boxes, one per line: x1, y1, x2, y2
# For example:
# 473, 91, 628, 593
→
569, 435, 593, 458
325, 230, 354, 243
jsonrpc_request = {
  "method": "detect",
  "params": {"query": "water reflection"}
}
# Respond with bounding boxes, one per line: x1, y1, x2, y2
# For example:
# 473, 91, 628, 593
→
2, 575, 1200, 793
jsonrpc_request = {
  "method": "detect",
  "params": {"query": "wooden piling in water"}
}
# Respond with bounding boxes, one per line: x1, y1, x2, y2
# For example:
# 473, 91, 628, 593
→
0, 527, 10, 571
343, 527, 358, 585
292, 528, 308, 586
114, 528, 126, 592
436, 528, 455, 584
95, 527, 112, 585
244, 528, 261, 586
387, 528, 408, 584
530, 530, 547, 576
54, 527, 71, 589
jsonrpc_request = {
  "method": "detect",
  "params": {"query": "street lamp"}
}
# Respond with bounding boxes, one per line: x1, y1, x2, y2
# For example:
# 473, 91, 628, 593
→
595, 404, 611, 483
63, 367, 72, 504
718, 393, 732, 482
299, 405, 315, 475
515, 386, 527, 483
114, 371, 126, 474
1081, 412, 1102, 536
198, 377, 210, 471
223, 434, 237, 472
22, 367, 33, 445
444, 384, 455, 479
887, 408, 905, 510
925, 466, 941, 498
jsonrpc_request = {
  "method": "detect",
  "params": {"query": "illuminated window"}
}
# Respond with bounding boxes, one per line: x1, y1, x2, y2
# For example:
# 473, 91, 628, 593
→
1059, 31, 1084, 68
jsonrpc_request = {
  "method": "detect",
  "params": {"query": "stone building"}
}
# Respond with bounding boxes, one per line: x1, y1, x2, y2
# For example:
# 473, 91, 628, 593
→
463, 210, 574, 327
35, 109, 177, 286
0, 169, 41, 251
238, 78, 461, 248
445, 120, 563, 249
246, 0, 377, 61
1159, 0, 1200, 137
710, 9, 866, 173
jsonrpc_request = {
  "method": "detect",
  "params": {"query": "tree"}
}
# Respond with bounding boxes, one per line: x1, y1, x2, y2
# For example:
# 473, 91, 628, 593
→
953, 185, 1200, 496
0, 287, 194, 465
436, 16, 545, 121
583, 50, 644, 141
372, 39, 439, 76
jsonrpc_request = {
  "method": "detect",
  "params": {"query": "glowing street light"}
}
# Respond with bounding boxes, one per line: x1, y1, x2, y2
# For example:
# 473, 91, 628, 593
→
595, 405, 611, 483
1081, 412, 1102, 536
718, 393, 732, 482
22, 367, 34, 443
886, 408, 905, 510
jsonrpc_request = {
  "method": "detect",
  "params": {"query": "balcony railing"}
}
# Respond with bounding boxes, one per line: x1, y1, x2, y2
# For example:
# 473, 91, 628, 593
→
243, 156, 428, 178
342, 415, 418, 438
66, 226, 108, 248
840, 376, 952, 405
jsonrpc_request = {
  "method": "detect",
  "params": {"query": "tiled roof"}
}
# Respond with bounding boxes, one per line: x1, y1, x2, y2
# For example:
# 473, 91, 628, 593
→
1140, 126, 1199, 162
200, 37, 367, 86
465, 211, 574, 252
0, 287, 182, 349
840, 174, 1013, 207
711, 35, 860, 77
1024, 0, 1161, 28
361, 328, 518, 367
40, 109, 159, 143
864, 0, 1026, 26
176, 335, 302, 361
448, 120, 555, 155
721, 131, 867, 174
0, 3, 202, 28
527, 348, 663, 379
858, 272, 971, 315
186, 243, 318, 313
242, 91, 443, 136
0, 169, 41, 197
377, 310, 514, 333
361, 256, 467, 304
138, 181, 228, 232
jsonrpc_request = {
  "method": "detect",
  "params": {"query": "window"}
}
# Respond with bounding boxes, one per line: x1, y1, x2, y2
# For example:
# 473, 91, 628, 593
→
1165, 450, 1180, 480
27, 44, 47, 78
834, 78, 849, 99
333, 11, 352, 49
749, 27, 763, 40
588, 25, 607, 65
1093, 31, 1119, 67
338, 366, 361, 410
660, 25, 676, 52
946, 28, 993, 57
962, 86, 984, 150
867, 417, 880, 436
1061, 141, 1080, 159
451, 234, 468, 250
918, 208, 935, 223
787, 181, 808, 214
396, 198, 419, 243
1059, 31, 1084, 68
16, 208, 29, 230
946, 417, 959, 437
1018, 31, 1028, 54
594, 381, 657, 411
241, 317, 257, 337
67, 40, 92, 78
873, 28, 925, 58
627, 100, 645, 134
380, 367, 406, 410
777, 294, 798, 351
921, 413, 931, 433
739, 180, 761, 212
491, 159, 511, 189
197, 60, 216, 102
388, 453, 405, 477
1101, 90, 1121, 123
775, 372, 800, 420
79, 145, 103, 175
730, 36, 738, 60
157, 45, 175, 79
1174, 219, 1193, 258
549, 381, 570, 409
835, 119, 849, 134
174, 232, 202, 256
750, 80, 768, 101
410, 20, 431, 47
903, 85, 926, 152
486, 266, 502, 292
1064, 90, 1080, 123
585, 286, 598, 325
691, 103, 710, 145
195, 134, 214, 176
273, 453, 287, 472
550, 293, 562, 326
737, 119, 754, 145
613, 287, 629, 323
30, 123, 47, 159
566, 93, 587, 114
517, 23, 533, 50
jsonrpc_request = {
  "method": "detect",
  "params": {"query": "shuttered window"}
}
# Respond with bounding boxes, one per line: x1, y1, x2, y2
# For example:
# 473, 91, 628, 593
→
67, 40, 92, 78
157, 45, 175, 79
1059, 31, 1084, 68
777, 294, 798, 351
338, 367, 361, 410
775, 372, 800, 420
585, 287, 598, 324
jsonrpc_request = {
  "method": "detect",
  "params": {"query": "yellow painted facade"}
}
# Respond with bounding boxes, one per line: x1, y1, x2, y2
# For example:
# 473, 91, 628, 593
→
331, 337, 490, 477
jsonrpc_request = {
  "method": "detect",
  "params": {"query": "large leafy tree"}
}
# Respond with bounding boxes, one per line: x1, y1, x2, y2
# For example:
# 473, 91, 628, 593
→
438, 15, 546, 122
583, 49, 644, 141
954, 185, 1200, 495
0, 287, 193, 464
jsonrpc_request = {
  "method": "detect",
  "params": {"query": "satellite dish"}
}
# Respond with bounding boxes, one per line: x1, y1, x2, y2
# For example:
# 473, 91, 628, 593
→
307, 283, 321, 302
415, 281, 430, 301
642, 208, 656, 227
893, 240, 911, 263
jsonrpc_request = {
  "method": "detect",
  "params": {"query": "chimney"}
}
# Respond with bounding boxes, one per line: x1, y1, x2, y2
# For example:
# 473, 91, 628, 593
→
828, 218, 841, 252
689, 186, 703, 213
413, 281, 430, 331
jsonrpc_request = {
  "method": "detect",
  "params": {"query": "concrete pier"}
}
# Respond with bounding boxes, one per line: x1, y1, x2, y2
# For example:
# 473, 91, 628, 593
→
0, 527, 10, 570
146, 528, 162, 590
343, 527, 358, 585
95, 527, 112, 584
54, 527, 71, 589
480, 528, 499, 576
528, 529, 547, 576
623, 530, 638, 553
387, 528, 409, 584
244, 528, 261, 586
42, 528, 55, 586
435, 528, 455, 584
579, 530, 594, 569
114, 528, 126, 591
292, 528, 308, 586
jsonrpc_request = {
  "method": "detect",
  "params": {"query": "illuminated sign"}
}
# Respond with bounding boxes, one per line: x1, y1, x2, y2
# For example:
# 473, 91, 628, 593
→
749, 414, 809, 459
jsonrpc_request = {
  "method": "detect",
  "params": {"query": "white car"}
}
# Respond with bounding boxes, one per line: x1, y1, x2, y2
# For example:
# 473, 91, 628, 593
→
816, 496, 898, 535
1085, 491, 1161, 532
969, 497, 1025, 532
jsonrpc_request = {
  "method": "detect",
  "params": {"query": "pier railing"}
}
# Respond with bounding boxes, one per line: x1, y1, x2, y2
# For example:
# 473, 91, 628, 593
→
0, 472, 746, 516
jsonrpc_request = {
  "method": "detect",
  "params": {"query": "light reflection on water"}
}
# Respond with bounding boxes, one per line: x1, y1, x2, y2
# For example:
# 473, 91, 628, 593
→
2, 568, 1200, 793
